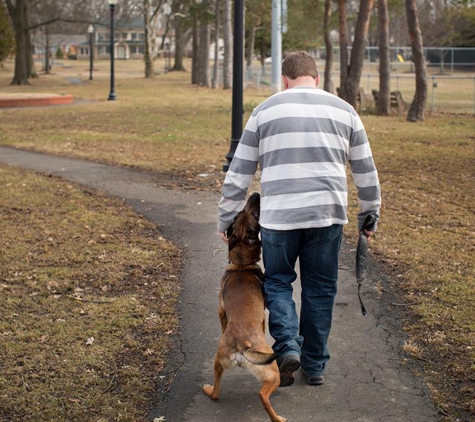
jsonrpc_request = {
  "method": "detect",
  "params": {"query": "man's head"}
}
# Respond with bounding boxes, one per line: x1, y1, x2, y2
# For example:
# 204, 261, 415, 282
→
281, 51, 319, 89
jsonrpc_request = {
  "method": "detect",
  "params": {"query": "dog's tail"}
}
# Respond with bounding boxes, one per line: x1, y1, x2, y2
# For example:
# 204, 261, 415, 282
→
243, 348, 278, 366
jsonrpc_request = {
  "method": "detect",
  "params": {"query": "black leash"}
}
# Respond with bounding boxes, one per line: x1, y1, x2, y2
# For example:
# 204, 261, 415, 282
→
356, 215, 378, 316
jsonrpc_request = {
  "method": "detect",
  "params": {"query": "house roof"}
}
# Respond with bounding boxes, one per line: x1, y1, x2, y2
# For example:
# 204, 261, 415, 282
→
32, 34, 88, 47
94, 15, 144, 31
116, 15, 144, 30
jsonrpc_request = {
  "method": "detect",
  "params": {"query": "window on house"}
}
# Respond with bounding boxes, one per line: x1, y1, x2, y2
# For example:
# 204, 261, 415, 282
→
138, 46, 145, 54
131, 33, 137, 40
138, 33, 145, 40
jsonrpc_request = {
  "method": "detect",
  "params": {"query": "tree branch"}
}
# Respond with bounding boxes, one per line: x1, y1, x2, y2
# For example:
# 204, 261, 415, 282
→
151, 0, 165, 21
26, 18, 104, 31
5, 0, 15, 18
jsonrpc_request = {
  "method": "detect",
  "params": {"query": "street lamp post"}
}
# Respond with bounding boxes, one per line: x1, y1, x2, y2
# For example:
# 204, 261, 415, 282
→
107, 0, 118, 100
88, 24, 94, 81
223, 0, 244, 172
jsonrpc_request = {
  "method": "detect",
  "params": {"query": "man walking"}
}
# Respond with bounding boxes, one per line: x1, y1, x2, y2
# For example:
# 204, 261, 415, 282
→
217, 51, 381, 387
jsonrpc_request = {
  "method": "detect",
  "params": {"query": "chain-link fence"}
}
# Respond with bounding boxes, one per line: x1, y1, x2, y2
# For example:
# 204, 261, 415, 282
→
342, 72, 475, 115
245, 62, 475, 115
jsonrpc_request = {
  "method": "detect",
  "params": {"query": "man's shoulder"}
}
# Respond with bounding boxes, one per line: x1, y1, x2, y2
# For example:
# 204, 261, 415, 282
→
254, 88, 357, 116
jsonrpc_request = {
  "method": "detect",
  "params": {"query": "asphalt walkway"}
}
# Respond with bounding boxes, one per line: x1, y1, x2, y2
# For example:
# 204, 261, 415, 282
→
0, 146, 439, 422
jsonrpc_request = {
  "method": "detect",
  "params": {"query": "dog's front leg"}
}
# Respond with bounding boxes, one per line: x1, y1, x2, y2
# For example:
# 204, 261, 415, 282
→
202, 356, 224, 400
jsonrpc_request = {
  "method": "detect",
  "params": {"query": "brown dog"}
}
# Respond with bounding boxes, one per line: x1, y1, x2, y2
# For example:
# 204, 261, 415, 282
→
203, 193, 285, 422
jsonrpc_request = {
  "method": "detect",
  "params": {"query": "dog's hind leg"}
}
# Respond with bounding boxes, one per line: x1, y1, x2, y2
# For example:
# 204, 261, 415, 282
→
258, 365, 286, 422
202, 357, 224, 401
218, 306, 228, 333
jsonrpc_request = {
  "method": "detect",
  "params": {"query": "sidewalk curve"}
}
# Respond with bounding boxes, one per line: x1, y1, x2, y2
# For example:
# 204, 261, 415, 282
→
0, 146, 439, 422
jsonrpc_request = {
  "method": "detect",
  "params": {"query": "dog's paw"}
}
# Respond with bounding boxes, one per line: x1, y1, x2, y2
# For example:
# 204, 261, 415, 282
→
202, 384, 219, 400
272, 416, 286, 422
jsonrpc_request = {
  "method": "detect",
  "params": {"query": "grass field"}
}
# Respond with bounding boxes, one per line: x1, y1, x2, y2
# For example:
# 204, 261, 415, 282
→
1, 58, 475, 421
0, 165, 181, 421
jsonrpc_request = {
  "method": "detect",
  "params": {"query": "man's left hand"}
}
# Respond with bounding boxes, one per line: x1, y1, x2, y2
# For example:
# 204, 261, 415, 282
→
218, 231, 228, 244
364, 229, 375, 240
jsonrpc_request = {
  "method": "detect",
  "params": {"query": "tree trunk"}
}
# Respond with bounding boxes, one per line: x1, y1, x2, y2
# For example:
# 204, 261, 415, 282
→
44, 25, 51, 74
191, 10, 199, 84
212, 0, 220, 89
172, 7, 186, 72
341, 0, 374, 107
260, 38, 266, 76
338, 0, 349, 97
323, 0, 333, 93
197, 14, 211, 87
246, 24, 256, 82
159, 12, 172, 52
405, 0, 427, 122
377, 0, 390, 115
25, 3, 36, 79
222, 0, 232, 89
7, 0, 29, 85
143, 0, 155, 78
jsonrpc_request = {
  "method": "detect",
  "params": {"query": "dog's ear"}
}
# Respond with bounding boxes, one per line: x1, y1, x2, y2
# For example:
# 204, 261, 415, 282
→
228, 234, 239, 252
243, 193, 260, 215
225, 223, 234, 239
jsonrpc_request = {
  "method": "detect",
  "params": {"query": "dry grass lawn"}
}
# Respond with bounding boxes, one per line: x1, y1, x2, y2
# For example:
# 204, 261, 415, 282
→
0, 165, 181, 421
1, 58, 474, 421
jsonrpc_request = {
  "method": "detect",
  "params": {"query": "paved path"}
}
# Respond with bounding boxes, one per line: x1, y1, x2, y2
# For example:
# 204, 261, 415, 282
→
0, 146, 439, 422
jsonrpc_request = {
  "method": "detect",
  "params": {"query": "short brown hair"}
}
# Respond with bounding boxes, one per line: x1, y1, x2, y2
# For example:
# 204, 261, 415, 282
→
282, 51, 318, 79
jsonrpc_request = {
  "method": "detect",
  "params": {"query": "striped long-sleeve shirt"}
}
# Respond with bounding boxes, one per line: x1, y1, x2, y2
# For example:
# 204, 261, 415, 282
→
218, 87, 381, 233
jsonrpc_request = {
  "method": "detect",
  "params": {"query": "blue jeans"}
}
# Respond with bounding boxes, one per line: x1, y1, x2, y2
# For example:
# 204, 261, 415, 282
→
261, 225, 343, 377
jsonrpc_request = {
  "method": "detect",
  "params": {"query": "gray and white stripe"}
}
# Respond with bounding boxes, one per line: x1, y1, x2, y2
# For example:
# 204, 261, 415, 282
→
218, 87, 380, 232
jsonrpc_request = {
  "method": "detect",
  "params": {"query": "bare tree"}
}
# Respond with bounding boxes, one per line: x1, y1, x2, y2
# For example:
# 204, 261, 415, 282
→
6, 0, 101, 85
191, 3, 199, 84
377, 0, 390, 115
172, 1, 188, 71
222, 0, 231, 89
190, 0, 211, 86
197, 1, 210, 87
43, 24, 51, 74
338, 0, 349, 93
405, 0, 427, 122
143, 0, 155, 78
246, 24, 256, 79
211, 0, 220, 88
339, 0, 374, 107
323, 0, 333, 93
6, 0, 30, 84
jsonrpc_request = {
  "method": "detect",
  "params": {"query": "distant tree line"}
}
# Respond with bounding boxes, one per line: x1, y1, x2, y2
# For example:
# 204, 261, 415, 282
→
1, 0, 475, 121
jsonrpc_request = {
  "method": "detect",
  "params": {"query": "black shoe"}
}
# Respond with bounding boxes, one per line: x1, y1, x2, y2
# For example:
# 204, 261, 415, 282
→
302, 371, 324, 386
278, 355, 300, 387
